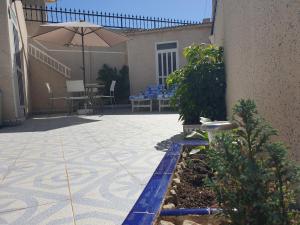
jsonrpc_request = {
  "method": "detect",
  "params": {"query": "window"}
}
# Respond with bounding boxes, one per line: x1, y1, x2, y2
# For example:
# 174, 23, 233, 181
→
156, 42, 177, 50
13, 25, 25, 106
13, 25, 21, 69
156, 41, 178, 86
17, 70, 24, 106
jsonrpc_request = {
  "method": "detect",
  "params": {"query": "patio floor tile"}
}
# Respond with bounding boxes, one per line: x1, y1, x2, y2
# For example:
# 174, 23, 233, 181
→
0, 200, 74, 225
0, 175, 70, 212
0, 113, 181, 224
2, 161, 67, 186
73, 203, 126, 225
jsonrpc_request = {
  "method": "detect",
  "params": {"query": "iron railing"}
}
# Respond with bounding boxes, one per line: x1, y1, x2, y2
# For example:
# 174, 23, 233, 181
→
23, 4, 201, 30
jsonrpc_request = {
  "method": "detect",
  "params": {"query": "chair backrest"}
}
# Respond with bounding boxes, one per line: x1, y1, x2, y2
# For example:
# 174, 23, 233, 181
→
45, 82, 52, 94
110, 80, 116, 92
66, 80, 85, 93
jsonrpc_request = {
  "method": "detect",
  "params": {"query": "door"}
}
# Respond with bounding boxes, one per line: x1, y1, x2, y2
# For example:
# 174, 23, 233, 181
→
156, 42, 178, 86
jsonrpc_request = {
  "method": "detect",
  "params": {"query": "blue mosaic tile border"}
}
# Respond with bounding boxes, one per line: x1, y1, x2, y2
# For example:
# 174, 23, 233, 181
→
122, 139, 208, 225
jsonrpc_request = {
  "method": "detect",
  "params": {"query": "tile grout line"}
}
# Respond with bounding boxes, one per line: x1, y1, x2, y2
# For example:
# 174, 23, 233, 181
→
59, 134, 77, 225
81, 126, 145, 185
0, 199, 71, 214
1, 135, 34, 183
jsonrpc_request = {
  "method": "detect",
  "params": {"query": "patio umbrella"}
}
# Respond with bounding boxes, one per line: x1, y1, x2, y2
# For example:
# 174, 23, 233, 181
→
33, 21, 128, 85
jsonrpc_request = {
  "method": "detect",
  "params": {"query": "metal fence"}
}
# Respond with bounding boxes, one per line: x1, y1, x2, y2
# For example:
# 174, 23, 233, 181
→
23, 4, 201, 30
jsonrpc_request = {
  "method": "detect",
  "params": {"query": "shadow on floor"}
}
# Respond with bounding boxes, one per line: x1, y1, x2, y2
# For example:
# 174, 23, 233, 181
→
155, 133, 184, 152
0, 115, 101, 133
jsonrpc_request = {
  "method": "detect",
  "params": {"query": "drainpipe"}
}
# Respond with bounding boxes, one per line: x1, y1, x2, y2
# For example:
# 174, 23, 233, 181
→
160, 208, 221, 216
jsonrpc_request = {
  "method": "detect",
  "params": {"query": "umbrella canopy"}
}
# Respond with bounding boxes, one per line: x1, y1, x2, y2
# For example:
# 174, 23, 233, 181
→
33, 21, 128, 85
33, 21, 128, 47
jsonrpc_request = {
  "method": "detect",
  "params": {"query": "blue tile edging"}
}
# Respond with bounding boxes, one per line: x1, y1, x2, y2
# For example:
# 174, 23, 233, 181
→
122, 139, 208, 225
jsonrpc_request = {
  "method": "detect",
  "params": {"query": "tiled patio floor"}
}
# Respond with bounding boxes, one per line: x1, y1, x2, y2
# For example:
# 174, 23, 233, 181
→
0, 113, 181, 225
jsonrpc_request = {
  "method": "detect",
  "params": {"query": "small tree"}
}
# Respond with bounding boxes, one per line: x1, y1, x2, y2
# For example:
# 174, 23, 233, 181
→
97, 64, 130, 103
207, 99, 300, 225
167, 44, 226, 124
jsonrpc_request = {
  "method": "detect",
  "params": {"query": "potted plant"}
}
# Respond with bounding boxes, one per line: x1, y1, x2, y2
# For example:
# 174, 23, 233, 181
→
167, 44, 226, 134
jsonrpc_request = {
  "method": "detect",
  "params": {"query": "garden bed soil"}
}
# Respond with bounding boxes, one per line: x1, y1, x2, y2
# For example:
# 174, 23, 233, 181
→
156, 146, 222, 225
166, 146, 217, 208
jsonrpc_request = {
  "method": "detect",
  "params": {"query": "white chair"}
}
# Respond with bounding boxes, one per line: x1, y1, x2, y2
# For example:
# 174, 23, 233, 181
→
66, 80, 89, 113
109, 80, 116, 105
130, 98, 153, 112
158, 98, 171, 112
92, 80, 116, 108
66, 80, 85, 93
45, 82, 66, 113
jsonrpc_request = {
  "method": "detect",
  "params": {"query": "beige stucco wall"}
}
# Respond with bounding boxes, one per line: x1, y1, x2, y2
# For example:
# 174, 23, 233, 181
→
211, 0, 300, 161
210, 0, 224, 46
127, 24, 211, 95
0, 0, 30, 123
15, 0, 31, 117
36, 42, 128, 83
29, 56, 68, 113
0, 0, 15, 121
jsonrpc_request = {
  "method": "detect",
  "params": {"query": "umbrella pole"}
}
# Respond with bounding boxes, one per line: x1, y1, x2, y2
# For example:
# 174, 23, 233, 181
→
81, 28, 86, 87
81, 28, 88, 110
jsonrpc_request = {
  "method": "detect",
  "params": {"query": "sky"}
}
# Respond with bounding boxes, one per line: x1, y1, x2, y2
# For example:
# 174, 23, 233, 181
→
48, 0, 212, 23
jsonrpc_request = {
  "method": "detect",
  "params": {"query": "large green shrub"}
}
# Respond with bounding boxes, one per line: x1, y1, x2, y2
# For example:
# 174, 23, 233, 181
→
97, 64, 130, 103
167, 44, 226, 124
206, 99, 300, 225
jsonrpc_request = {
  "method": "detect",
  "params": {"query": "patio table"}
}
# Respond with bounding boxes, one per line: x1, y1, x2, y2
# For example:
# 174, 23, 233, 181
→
85, 83, 106, 114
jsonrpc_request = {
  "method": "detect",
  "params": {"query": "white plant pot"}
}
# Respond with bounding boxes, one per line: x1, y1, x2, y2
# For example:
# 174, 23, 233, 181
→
201, 121, 237, 143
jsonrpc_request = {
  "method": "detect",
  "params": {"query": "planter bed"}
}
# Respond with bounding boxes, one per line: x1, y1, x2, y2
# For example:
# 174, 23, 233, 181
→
156, 145, 222, 225
122, 140, 221, 225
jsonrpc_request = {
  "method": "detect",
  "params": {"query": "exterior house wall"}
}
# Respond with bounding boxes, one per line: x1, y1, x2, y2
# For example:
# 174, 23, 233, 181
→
36, 42, 128, 83
27, 42, 127, 113
0, 0, 15, 122
29, 56, 68, 113
26, 21, 127, 112
211, 0, 300, 161
24, 3, 128, 86
15, 0, 30, 118
28, 25, 211, 99
0, 0, 29, 123
126, 24, 211, 95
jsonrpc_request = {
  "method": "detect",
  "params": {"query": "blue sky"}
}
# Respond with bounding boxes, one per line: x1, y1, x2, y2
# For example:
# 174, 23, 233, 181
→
48, 0, 212, 22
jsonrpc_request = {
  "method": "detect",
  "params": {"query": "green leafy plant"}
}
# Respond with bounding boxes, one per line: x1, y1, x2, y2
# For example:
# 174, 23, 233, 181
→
206, 99, 300, 225
97, 64, 130, 103
167, 44, 226, 124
